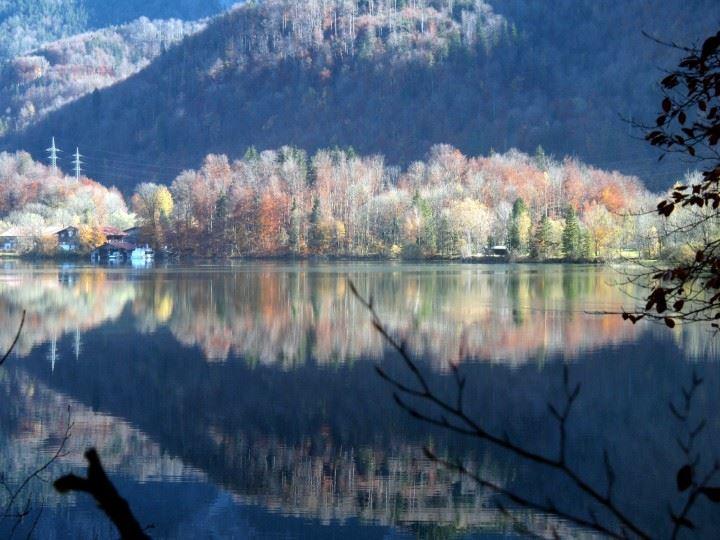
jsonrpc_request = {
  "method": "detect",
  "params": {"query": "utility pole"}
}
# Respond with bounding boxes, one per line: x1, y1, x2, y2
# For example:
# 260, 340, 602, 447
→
72, 147, 83, 181
46, 137, 61, 174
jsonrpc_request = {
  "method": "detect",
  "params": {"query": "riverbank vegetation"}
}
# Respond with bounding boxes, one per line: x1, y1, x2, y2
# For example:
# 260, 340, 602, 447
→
0, 145, 712, 261
137, 145, 667, 260
0, 151, 133, 255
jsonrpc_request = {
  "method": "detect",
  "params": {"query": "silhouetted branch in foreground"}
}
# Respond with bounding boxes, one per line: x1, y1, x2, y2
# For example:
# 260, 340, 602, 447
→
348, 279, 647, 539
666, 371, 720, 539
54, 449, 151, 539
0, 310, 25, 367
350, 279, 720, 538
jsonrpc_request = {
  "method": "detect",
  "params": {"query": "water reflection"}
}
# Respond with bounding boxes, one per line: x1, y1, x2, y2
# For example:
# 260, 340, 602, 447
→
0, 262, 685, 368
0, 262, 718, 538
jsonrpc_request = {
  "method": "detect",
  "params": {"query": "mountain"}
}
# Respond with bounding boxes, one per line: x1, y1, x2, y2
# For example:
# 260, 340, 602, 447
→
0, 0, 86, 61
82, 0, 228, 28
2, 0, 718, 193
0, 17, 205, 135
0, 0, 229, 63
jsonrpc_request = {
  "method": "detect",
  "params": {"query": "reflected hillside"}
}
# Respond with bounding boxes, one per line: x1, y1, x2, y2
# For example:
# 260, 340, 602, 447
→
18, 323, 720, 538
0, 369, 203, 534
0, 265, 135, 357
0, 366, 573, 538
133, 264, 648, 367
0, 263, 711, 368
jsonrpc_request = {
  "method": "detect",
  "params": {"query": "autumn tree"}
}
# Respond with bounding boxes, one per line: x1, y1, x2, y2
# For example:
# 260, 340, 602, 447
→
78, 224, 107, 252
132, 183, 173, 249
508, 198, 531, 254
584, 203, 618, 259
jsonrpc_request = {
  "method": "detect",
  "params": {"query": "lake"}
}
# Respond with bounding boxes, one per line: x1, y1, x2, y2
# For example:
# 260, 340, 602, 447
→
0, 261, 718, 538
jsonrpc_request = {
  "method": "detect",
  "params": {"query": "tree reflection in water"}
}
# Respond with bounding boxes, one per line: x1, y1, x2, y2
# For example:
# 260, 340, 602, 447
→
0, 262, 717, 537
0, 262, 672, 367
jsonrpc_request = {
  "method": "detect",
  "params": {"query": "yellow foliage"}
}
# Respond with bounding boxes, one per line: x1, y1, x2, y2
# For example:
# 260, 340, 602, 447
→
154, 185, 174, 220
78, 225, 107, 251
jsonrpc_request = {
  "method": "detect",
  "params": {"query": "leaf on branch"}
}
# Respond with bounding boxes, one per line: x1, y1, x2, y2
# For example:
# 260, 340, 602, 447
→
662, 74, 679, 88
674, 299, 685, 312
700, 32, 720, 61
665, 317, 676, 328
677, 464, 694, 492
662, 97, 672, 113
699, 486, 720, 502
658, 200, 675, 217
679, 111, 687, 125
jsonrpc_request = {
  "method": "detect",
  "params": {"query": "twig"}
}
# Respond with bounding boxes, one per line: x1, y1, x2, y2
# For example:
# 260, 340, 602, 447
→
0, 311, 25, 367
349, 279, 652, 539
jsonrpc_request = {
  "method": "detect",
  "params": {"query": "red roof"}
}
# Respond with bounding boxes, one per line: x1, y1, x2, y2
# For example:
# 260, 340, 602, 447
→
102, 226, 127, 237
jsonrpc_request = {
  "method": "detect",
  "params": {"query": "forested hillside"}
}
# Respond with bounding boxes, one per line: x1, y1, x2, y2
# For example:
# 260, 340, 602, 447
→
3, 0, 717, 193
0, 0, 86, 61
0, 0, 227, 62
0, 17, 205, 135
82, 0, 228, 28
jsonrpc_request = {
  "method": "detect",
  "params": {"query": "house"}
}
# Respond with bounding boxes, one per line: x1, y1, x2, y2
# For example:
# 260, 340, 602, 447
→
56, 226, 79, 251
102, 226, 128, 243
123, 226, 141, 245
0, 225, 79, 253
90, 241, 136, 262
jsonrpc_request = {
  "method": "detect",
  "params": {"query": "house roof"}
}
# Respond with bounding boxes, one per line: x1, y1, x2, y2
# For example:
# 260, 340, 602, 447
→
102, 226, 127, 237
105, 241, 135, 251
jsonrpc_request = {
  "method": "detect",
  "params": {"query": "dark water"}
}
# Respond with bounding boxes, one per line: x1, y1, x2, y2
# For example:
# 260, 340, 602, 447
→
0, 262, 717, 539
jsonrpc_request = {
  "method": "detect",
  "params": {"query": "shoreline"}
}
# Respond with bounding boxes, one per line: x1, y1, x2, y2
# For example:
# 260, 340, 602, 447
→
5, 252, 624, 266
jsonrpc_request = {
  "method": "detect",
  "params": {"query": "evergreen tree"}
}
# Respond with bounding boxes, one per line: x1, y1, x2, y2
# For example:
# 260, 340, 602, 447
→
530, 215, 553, 260
579, 228, 592, 260
307, 196, 324, 253
562, 205, 581, 260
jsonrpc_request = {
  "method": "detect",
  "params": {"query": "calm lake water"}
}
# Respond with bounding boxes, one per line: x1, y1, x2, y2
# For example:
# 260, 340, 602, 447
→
0, 262, 718, 538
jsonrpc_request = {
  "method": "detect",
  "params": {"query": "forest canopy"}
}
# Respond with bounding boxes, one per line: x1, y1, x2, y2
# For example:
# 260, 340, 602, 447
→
134, 145, 669, 260
5, 0, 717, 194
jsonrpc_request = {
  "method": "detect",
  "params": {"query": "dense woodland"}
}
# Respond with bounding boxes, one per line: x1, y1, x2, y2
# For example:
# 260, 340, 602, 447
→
0, 18, 204, 135
2, 145, 712, 261
3, 0, 717, 194
0, 151, 133, 252
0, 0, 226, 62
131, 145, 666, 260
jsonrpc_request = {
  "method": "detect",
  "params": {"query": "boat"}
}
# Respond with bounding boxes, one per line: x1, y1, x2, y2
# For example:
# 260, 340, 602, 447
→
131, 246, 155, 262
107, 250, 124, 262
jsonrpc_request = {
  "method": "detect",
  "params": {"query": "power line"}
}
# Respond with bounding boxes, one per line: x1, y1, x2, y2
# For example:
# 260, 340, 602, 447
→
46, 136, 61, 174
72, 147, 83, 182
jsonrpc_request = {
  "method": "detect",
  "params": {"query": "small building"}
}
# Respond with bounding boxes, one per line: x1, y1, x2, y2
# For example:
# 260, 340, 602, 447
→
102, 226, 128, 243
0, 225, 79, 253
490, 245, 509, 257
56, 226, 79, 251
123, 226, 141, 245
90, 240, 135, 262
